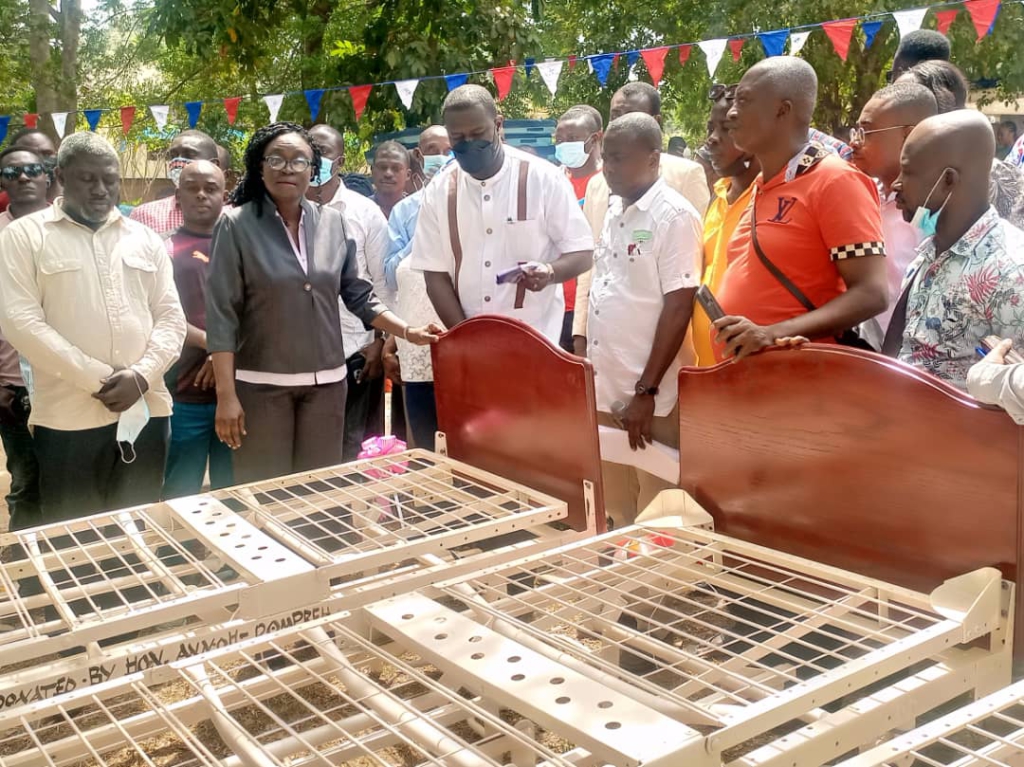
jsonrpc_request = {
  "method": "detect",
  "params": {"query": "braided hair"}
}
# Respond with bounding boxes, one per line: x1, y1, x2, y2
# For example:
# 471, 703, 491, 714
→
230, 121, 322, 215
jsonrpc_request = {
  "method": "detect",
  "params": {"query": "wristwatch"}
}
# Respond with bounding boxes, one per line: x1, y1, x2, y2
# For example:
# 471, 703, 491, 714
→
635, 381, 658, 396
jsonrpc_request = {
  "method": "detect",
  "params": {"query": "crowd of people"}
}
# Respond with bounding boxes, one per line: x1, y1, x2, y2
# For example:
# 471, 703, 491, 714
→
0, 27, 1022, 533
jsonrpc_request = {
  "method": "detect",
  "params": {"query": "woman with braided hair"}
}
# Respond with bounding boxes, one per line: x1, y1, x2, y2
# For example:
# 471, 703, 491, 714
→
206, 122, 441, 483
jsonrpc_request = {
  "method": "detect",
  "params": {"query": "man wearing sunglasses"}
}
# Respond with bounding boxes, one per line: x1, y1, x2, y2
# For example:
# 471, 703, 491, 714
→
0, 147, 50, 529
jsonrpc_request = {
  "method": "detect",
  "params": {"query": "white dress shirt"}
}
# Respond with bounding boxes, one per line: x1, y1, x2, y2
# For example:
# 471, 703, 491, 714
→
968, 360, 1024, 424
410, 145, 593, 343
0, 199, 186, 430
587, 179, 702, 416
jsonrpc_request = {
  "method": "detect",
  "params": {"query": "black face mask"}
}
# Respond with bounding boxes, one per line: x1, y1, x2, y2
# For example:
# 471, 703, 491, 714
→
451, 137, 501, 176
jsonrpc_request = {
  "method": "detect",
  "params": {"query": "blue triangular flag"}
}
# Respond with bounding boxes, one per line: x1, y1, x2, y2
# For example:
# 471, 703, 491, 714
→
525, 57, 535, 78
184, 101, 202, 128
445, 74, 469, 91
84, 109, 102, 131
758, 29, 790, 58
590, 54, 615, 87
0, 115, 9, 145
626, 50, 639, 69
303, 90, 324, 120
862, 20, 883, 49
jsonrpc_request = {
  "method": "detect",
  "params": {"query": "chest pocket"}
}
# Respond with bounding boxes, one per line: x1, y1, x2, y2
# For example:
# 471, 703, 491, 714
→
39, 253, 82, 276
122, 252, 158, 273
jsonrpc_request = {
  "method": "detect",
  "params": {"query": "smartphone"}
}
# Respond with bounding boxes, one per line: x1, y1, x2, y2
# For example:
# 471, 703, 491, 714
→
980, 335, 1024, 364
496, 265, 524, 285
695, 285, 726, 322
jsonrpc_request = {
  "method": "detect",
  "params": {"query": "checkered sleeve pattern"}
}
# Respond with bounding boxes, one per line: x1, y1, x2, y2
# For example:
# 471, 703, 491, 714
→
830, 241, 885, 261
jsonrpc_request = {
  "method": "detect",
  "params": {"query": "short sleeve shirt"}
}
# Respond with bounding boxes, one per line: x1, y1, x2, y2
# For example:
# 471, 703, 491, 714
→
166, 229, 215, 404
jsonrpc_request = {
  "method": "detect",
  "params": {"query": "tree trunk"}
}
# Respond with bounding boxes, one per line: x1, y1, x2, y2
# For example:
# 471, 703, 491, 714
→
59, 0, 80, 134
28, 0, 58, 115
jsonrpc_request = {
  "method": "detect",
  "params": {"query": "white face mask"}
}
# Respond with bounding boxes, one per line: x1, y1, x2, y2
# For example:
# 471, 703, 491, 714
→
116, 376, 150, 464
167, 157, 193, 188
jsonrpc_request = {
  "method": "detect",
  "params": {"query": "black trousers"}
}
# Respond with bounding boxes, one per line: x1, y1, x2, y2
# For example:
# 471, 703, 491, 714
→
33, 417, 169, 524
342, 353, 371, 462
234, 380, 347, 484
0, 385, 41, 530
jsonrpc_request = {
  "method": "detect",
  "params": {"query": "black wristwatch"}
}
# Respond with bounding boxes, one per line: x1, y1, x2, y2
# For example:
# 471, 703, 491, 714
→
635, 381, 659, 396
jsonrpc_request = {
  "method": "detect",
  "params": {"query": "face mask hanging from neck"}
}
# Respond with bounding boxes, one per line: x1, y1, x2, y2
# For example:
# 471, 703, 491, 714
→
910, 168, 954, 240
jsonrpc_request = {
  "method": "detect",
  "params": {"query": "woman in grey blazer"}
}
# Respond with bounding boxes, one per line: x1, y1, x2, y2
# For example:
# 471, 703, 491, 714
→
206, 122, 439, 484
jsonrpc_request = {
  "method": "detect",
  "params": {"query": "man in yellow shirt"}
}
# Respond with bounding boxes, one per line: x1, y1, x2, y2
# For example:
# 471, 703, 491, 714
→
692, 85, 761, 365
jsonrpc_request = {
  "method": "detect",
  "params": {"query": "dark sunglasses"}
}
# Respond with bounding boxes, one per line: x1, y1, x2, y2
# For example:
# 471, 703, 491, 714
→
709, 83, 738, 102
0, 164, 46, 182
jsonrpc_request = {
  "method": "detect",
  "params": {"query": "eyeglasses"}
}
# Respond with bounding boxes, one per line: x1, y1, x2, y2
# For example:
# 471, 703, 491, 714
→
848, 124, 914, 145
709, 83, 738, 102
0, 164, 46, 182
263, 155, 312, 173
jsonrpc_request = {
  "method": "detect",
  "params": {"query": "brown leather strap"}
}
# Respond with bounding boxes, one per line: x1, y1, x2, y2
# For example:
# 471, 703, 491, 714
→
750, 194, 817, 313
514, 161, 530, 308
881, 278, 915, 357
447, 169, 462, 299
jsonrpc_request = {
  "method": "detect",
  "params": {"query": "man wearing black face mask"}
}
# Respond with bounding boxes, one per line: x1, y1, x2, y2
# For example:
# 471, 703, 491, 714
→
409, 85, 593, 344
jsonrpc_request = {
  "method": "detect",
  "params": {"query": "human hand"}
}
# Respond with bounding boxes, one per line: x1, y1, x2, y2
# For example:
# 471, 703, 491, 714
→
362, 337, 385, 381
573, 335, 587, 358
382, 335, 402, 384
713, 316, 775, 360
520, 262, 555, 292
93, 369, 148, 412
982, 339, 1014, 366
405, 323, 444, 346
194, 357, 217, 389
773, 335, 810, 349
215, 395, 246, 450
622, 394, 656, 451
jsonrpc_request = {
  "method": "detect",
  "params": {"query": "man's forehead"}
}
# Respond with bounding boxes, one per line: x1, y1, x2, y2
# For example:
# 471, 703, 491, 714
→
1, 150, 39, 167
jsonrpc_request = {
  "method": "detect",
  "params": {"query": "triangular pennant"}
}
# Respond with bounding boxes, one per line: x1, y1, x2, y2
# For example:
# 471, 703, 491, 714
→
0, 116, 9, 145
789, 30, 811, 55
678, 44, 692, 65
892, 8, 927, 39
698, 39, 728, 78
987, 2, 1001, 35
626, 50, 639, 69
759, 29, 789, 58
612, 53, 620, 69
445, 73, 469, 91
223, 96, 241, 125
120, 106, 135, 135
568, 54, 577, 71
394, 79, 419, 110
728, 38, 745, 62
490, 66, 515, 100
525, 58, 535, 77
23, 113, 37, 129
149, 105, 169, 131
84, 109, 102, 131
934, 9, 958, 35
590, 53, 615, 86
862, 20, 883, 49
536, 59, 563, 96
51, 112, 68, 139
640, 46, 670, 87
304, 90, 324, 120
184, 101, 202, 128
965, 0, 1000, 40
822, 19, 857, 61
263, 94, 284, 123
350, 84, 372, 120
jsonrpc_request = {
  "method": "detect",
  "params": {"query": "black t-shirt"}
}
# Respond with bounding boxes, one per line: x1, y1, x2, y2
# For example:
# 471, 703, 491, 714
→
166, 229, 216, 405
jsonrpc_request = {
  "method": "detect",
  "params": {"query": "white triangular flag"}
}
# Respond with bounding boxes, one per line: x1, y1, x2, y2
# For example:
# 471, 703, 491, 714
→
698, 39, 728, 78
536, 60, 564, 97
789, 30, 811, 55
149, 105, 169, 131
892, 8, 927, 39
51, 112, 68, 138
394, 80, 419, 110
263, 94, 284, 123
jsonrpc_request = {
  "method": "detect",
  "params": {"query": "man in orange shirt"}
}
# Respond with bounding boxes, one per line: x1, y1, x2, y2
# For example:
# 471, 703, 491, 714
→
715, 57, 888, 359
692, 85, 761, 365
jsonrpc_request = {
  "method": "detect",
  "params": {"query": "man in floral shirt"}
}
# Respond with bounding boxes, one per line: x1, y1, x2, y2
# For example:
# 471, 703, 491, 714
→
885, 111, 1024, 389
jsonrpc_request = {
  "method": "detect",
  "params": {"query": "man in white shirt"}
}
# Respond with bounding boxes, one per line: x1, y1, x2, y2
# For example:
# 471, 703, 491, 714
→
588, 114, 701, 527
308, 123, 392, 459
0, 132, 186, 522
410, 85, 593, 343
969, 340, 1024, 424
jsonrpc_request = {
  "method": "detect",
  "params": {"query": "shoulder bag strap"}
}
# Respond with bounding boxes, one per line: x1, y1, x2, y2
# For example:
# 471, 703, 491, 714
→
447, 168, 462, 300
749, 192, 817, 313
514, 160, 530, 309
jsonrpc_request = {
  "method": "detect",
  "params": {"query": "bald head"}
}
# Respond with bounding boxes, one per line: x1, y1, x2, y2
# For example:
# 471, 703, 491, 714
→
418, 125, 450, 155
853, 83, 938, 186
746, 57, 818, 123
602, 113, 662, 201
309, 124, 345, 160
870, 82, 938, 124
176, 159, 225, 231
605, 113, 662, 152
728, 56, 818, 157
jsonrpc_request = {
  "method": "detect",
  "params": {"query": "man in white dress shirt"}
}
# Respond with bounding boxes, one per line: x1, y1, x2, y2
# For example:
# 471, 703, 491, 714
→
588, 114, 702, 527
410, 85, 593, 343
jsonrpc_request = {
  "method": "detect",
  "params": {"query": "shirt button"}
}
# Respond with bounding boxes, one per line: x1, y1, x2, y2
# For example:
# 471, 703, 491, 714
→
484, 261, 491, 267
594, 310, 600, 316
484, 195, 491, 201
612, 253, 618, 258
486, 228, 493, 234
304, 283, 312, 292
593, 340, 599, 347
484, 296, 491, 303
619, 223, 624, 228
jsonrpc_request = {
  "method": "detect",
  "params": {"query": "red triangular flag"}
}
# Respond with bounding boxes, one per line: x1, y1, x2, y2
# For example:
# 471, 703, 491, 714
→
934, 9, 958, 35
822, 19, 857, 61
612, 53, 620, 70
490, 67, 515, 101
965, 0, 1000, 40
568, 54, 577, 71
23, 113, 37, 129
120, 106, 135, 135
223, 96, 242, 125
350, 84, 372, 120
640, 47, 670, 87
678, 44, 692, 65
728, 38, 745, 62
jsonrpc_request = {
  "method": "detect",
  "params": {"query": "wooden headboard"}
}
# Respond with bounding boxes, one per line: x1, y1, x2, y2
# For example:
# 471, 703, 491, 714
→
432, 315, 605, 534
677, 344, 1024, 650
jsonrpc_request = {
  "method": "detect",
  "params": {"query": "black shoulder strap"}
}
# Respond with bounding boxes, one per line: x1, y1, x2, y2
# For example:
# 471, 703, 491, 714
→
749, 191, 817, 313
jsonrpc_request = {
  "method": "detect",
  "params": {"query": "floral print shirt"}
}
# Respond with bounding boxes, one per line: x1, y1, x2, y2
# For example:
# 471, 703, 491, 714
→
898, 206, 1024, 390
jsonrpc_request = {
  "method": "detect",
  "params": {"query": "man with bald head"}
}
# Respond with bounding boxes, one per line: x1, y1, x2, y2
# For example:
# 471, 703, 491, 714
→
588, 113, 702, 526
883, 111, 1024, 389
850, 82, 938, 339
712, 57, 888, 360
163, 160, 234, 498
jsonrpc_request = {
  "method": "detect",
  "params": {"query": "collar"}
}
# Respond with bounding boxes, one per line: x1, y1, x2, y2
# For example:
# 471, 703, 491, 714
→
760, 142, 830, 190
948, 206, 1001, 257
51, 197, 123, 232
611, 178, 665, 215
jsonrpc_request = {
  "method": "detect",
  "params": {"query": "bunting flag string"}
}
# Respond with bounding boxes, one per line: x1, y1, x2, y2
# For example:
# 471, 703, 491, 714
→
444, 73, 469, 91
862, 20, 884, 49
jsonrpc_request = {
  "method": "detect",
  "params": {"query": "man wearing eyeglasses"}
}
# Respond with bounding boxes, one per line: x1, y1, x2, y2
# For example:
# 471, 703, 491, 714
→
850, 82, 939, 341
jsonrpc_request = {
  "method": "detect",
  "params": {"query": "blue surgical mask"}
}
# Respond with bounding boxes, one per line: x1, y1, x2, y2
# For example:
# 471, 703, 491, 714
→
910, 168, 953, 239
116, 375, 150, 464
308, 156, 335, 187
555, 140, 590, 169
422, 154, 449, 179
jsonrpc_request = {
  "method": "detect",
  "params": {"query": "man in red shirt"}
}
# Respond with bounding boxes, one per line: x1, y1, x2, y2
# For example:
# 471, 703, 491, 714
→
714, 57, 888, 359
554, 105, 603, 353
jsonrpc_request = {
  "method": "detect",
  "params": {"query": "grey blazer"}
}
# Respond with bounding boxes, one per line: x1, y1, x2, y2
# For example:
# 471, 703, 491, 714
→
206, 196, 385, 374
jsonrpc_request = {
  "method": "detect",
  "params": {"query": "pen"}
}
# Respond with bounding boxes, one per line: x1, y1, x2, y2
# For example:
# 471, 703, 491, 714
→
976, 346, 989, 359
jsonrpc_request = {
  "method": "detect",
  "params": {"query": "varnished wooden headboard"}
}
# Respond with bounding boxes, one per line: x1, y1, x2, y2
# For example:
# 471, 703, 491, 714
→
432, 315, 605, 534
678, 344, 1024, 651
